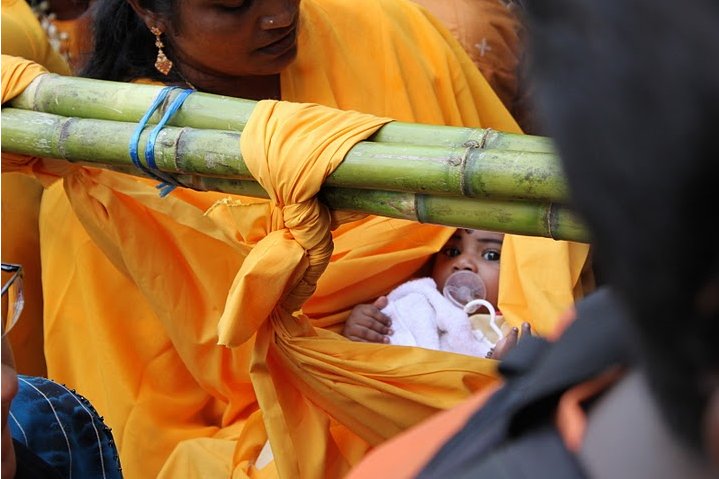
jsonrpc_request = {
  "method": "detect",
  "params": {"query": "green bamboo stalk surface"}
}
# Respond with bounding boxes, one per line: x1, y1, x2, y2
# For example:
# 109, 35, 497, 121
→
1, 76, 588, 242
104, 171, 588, 242
10, 74, 556, 151
1, 108, 569, 203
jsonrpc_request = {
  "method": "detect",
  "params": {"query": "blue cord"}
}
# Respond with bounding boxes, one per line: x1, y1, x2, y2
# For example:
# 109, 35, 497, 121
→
128, 86, 176, 172
145, 88, 193, 170
128, 86, 194, 197
145, 88, 195, 197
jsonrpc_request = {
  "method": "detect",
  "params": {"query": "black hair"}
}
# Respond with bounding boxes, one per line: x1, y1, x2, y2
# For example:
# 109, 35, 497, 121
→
81, 0, 185, 84
524, 0, 719, 452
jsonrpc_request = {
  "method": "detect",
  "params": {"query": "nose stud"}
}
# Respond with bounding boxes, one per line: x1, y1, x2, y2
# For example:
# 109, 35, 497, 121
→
262, 17, 277, 28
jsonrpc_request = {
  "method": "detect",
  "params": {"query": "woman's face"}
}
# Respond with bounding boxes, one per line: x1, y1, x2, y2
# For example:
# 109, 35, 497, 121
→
165, 0, 301, 78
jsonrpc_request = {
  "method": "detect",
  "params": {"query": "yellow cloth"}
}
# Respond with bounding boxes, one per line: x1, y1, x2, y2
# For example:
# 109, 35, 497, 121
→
1, 0, 589, 475
1, 173, 46, 376
1, 0, 71, 76
500, 235, 591, 335
1, 0, 70, 376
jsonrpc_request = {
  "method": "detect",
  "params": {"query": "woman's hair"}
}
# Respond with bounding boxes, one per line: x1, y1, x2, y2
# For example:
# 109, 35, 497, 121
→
81, 0, 183, 83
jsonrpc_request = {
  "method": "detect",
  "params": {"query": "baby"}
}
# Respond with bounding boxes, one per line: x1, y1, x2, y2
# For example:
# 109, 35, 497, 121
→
343, 229, 526, 357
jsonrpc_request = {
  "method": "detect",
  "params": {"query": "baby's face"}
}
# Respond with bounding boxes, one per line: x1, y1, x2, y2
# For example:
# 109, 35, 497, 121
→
432, 229, 503, 307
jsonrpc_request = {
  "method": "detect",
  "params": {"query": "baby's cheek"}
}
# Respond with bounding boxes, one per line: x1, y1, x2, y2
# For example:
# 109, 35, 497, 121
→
431, 264, 452, 291
481, 269, 501, 305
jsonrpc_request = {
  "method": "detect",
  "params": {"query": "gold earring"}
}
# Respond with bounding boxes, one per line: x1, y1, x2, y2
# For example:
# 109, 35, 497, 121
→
151, 26, 173, 75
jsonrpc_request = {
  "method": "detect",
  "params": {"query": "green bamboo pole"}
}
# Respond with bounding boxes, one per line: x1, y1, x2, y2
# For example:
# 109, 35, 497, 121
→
11, 74, 257, 132
100, 170, 588, 242
10, 74, 555, 152
320, 189, 587, 242
1, 108, 569, 202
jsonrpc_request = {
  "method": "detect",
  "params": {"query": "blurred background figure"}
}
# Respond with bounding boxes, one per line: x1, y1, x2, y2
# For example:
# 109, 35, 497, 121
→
25, 0, 93, 72
413, 0, 536, 131
2, 262, 122, 479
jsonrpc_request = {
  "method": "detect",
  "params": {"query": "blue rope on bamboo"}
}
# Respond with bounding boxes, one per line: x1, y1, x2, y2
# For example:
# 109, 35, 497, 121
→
128, 86, 195, 197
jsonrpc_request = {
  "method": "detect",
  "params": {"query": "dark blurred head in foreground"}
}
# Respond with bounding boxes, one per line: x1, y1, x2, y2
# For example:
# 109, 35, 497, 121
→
524, 0, 719, 463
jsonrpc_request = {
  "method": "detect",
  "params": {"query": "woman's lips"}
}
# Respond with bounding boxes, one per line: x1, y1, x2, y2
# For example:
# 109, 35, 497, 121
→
257, 27, 297, 56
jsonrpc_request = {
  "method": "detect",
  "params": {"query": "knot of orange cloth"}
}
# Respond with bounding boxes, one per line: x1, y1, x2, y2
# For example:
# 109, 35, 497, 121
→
216, 100, 391, 347
276, 200, 334, 313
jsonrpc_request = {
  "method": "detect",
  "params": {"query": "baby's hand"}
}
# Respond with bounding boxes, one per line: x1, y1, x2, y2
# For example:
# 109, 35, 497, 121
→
487, 322, 531, 360
342, 296, 392, 343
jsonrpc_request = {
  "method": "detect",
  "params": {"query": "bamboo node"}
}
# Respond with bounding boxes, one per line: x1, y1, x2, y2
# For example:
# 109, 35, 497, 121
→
547, 202, 559, 240
459, 142, 478, 198
475, 128, 494, 149
56, 116, 75, 160
415, 194, 428, 224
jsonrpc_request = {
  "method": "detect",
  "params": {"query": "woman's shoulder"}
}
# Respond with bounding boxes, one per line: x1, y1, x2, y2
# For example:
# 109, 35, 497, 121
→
302, 0, 436, 32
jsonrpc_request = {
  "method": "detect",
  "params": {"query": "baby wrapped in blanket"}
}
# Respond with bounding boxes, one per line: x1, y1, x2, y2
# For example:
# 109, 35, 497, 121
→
344, 229, 517, 357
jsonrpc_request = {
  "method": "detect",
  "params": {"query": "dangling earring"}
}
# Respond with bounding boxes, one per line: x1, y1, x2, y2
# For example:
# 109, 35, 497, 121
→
151, 26, 173, 75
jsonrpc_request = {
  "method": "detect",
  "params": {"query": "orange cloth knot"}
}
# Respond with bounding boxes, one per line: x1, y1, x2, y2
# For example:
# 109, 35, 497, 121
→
216, 100, 391, 347
278, 199, 333, 312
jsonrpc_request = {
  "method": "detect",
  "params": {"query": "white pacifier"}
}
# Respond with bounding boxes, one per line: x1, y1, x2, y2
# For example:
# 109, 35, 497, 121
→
442, 270, 502, 339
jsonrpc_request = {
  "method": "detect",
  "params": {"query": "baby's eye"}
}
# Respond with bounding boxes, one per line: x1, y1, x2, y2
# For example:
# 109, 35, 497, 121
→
482, 250, 501, 261
442, 247, 461, 258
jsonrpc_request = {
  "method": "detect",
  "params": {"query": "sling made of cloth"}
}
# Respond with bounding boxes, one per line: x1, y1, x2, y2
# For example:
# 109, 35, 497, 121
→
2, 56, 499, 478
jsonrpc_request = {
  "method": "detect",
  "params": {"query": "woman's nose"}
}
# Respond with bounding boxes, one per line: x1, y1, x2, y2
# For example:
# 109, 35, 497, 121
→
260, 0, 298, 29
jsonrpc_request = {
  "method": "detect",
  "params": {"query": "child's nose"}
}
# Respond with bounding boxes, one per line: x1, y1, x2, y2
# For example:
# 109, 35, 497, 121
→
453, 257, 478, 273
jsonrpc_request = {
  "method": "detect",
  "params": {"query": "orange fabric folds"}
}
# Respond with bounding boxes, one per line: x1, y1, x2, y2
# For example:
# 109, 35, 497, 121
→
217, 101, 390, 347
6, 99, 501, 478
214, 101, 500, 478
1, 55, 52, 377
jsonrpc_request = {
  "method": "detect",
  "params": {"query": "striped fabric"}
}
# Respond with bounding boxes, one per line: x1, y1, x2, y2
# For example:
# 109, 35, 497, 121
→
9, 375, 122, 479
